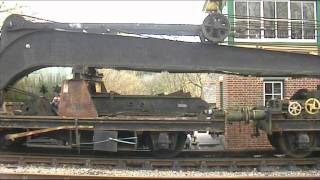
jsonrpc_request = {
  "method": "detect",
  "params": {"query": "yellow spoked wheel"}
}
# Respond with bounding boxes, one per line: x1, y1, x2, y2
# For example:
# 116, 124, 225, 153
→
288, 101, 302, 116
305, 98, 320, 115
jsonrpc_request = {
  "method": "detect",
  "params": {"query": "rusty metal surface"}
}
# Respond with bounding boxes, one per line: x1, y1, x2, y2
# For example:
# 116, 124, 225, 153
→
58, 80, 98, 117
0, 14, 320, 91
4, 125, 93, 141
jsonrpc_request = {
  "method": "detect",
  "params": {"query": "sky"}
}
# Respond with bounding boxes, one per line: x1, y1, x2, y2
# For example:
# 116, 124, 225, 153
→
5, 1, 207, 24
1, 1, 208, 74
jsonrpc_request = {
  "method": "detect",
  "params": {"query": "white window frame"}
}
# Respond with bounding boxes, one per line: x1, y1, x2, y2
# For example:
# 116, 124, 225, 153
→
263, 81, 283, 106
233, 0, 317, 43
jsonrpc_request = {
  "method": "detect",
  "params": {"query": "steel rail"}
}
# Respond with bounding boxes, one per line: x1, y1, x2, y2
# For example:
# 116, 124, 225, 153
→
0, 172, 318, 180
0, 153, 319, 170
0, 152, 319, 180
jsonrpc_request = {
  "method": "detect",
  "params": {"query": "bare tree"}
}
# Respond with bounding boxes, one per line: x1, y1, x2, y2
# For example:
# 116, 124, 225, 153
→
100, 69, 147, 95
142, 72, 210, 97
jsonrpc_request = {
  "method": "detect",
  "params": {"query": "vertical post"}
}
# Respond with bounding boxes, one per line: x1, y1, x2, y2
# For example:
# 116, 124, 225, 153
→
317, 0, 320, 55
227, 0, 235, 45
0, 90, 3, 111
219, 81, 224, 110
75, 119, 80, 154
69, 129, 73, 147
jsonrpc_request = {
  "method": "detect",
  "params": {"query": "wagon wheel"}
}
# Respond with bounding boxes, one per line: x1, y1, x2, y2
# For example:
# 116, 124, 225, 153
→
278, 132, 316, 158
201, 13, 230, 43
148, 132, 186, 158
304, 98, 320, 115
288, 101, 302, 116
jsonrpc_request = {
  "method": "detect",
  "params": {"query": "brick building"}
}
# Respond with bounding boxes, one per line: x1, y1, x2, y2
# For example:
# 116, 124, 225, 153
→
204, 0, 320, 150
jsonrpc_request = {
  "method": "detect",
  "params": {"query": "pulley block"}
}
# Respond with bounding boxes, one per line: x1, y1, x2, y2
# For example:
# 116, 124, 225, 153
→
201, 12, 230, 43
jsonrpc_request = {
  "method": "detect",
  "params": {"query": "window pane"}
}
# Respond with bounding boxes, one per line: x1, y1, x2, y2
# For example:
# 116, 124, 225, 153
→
264, 2, 275, 19
304, 21, 315, 39
265, 83, 272, 94
291, 2, 302, 39
235, 20, 248, 38
276, 2, 288, 38
303, 3, 314, 20
249, 2, 260, 18
303, 3, 315, 39
249, 2, 261, 38
235, 2, 248, 38
277, 21, 288, 38
274, 95, 282, 100
264, 21, 275, 38
265, 95, 273, 105
264, 2, 275, 38
291, 22, 302, 39
274, 83, 282, 94
277, 2, 288, 19
249, 21, 261, 38
291, 2, 302, 20
235, 2, 247, 17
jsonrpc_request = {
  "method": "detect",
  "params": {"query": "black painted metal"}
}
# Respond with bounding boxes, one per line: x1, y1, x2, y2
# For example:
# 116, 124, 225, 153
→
3, 15, 201, 36
0, 116, 224, 132
91, 95, 208, 116
272, 119, 320, 132
0, 14, 320, 90
256, 119, 320, 133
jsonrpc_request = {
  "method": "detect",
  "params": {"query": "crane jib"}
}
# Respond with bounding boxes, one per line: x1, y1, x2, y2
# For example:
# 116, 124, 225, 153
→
0, 14, 319, 91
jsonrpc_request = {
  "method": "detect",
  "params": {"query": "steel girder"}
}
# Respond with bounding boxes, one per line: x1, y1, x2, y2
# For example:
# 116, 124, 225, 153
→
0, 115, 224, 132
0, 14, 320, 90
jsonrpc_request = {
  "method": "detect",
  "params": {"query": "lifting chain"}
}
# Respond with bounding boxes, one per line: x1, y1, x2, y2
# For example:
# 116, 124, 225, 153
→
288, 101, 302, 116
305, 98, 320, 115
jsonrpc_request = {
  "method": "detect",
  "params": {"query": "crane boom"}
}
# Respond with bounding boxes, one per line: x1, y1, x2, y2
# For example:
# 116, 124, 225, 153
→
0, 14, 319, 91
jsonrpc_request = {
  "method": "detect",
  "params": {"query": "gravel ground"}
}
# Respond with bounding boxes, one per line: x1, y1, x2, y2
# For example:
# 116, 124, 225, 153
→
0, 163, 319, 177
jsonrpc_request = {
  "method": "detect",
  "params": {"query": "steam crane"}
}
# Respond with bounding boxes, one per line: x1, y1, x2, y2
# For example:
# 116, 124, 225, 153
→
0, 1, 319, 157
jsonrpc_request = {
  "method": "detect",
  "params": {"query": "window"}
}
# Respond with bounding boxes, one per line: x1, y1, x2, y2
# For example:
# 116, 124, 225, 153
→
235, 1, 261, 38
263, 1, 275, 38
263, 81, 283, 106
291, 1, 315, 39
234, 0, 316, 40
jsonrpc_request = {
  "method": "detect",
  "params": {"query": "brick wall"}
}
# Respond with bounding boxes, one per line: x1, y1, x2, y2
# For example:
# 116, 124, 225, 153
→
225, 75, 264, 110
213, 74, 320, 151
284, 77, 320, 99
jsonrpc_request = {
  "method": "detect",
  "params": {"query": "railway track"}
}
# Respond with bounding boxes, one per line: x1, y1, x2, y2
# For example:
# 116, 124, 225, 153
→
1, 173, 319, 180
0, 152, 320, 179
0, 152, 319, 171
